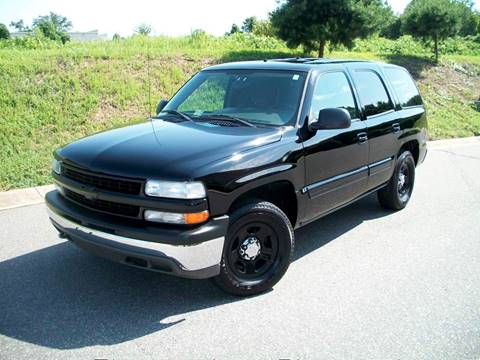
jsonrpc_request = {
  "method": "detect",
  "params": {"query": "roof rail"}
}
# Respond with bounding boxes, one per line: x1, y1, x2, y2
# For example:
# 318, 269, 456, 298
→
268, 57, 370, 65
306, 59, 368, 64
270, 58, 320, 63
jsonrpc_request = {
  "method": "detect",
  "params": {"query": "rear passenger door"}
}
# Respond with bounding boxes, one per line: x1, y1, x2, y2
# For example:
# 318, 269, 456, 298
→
350, 69, 399, 188
302, 70, 368, 221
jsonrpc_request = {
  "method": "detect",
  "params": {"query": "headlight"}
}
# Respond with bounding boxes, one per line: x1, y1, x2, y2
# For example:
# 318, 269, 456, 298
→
144, 180, 206, 199
52, 158, 62, 175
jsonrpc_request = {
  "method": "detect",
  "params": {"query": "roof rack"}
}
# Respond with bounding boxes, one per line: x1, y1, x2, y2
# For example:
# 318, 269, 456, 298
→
268, 58, 369, 65
307, 59, 368, 64
270, 58, 319, 63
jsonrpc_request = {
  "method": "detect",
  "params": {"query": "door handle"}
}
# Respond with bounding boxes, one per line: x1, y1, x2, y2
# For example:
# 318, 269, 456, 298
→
357, 132, 368, 144
392, 123, 401, 133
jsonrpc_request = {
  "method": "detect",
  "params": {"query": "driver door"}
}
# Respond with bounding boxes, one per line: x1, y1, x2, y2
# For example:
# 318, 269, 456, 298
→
302, 70, 369, 222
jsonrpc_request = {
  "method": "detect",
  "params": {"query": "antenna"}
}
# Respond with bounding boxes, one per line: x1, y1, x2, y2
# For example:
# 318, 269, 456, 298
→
146, 36, 152, 120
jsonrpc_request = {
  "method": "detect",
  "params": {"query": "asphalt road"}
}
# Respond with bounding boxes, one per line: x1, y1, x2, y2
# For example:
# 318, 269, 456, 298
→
1, 141, 479, 359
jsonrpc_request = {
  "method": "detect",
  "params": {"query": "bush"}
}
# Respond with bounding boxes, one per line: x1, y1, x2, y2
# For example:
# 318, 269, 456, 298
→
0, 31, 61, 50
350, 35, 480, 56
0, 23, 10, 39
224, 32, 285, 50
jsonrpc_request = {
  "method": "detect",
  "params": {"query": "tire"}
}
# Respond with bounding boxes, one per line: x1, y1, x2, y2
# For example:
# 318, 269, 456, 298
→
212, 201, 294, 296
377, 150, 416, 211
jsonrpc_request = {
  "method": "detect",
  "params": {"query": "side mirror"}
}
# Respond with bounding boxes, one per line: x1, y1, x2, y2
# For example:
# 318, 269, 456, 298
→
156, 99, 169, 114
310, 108, 351, 131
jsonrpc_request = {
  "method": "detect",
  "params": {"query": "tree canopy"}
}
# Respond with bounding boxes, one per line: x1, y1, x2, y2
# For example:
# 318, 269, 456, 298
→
454, 0, 479, 36
270, 0, 392, 57
402, 0, 461, 62
135, 24, 152, 36
10, 13, 72, 43
9, 20, 30, 32
227, 23, 241, 35
241, 17, 257, 33
32, 12, 72, 43
0, 23, 10, 39
252, 20, 275, 37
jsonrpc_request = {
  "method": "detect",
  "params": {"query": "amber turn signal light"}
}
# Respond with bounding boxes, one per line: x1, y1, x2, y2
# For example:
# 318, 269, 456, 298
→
184, 210, 209, 224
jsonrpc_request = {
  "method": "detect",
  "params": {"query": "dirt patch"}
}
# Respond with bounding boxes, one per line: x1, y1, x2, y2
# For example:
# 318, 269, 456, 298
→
418, 62, 480, 103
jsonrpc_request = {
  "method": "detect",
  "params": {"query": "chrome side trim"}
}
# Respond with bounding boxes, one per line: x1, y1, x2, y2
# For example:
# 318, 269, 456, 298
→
301, 166, 368, 194
301, 156, 395, 194
369, 156, 394, 168
47, 208, 225, 271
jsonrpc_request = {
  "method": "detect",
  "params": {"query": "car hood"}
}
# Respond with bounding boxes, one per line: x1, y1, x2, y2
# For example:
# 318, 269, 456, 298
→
57, 120, 283, 180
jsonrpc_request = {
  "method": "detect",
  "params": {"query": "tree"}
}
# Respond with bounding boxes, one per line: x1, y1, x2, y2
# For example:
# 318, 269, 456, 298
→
226, 23, 240, 35
453, 0, 479, 36
377, 3, 402, 39
32, 12, 72, 43
270, 0, 392, 58
381, 17, 402, 40
402, 0, 460, 63
0, 23, 10, 39
9, 19, 30, 32
477, 12, 480, 35
242, 16, 257, 33
135, 23, 152, 36
252, 20, 276, 37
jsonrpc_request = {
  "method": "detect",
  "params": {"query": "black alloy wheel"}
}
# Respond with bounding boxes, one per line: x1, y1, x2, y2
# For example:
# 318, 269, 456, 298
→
213, 201, 294, 296
378, 150, 416, 210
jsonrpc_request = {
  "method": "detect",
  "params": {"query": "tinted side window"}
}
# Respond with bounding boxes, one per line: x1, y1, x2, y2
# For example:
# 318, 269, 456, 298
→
385, 68, 423, 107
352, 71, 393, 117
310, 72, 358, 121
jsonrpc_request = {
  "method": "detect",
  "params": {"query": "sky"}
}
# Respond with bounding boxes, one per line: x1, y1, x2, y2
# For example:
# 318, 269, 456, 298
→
0, 0, 479, 37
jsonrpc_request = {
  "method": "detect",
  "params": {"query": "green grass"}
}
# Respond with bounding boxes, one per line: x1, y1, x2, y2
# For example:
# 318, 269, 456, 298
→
0, 35, 479, 190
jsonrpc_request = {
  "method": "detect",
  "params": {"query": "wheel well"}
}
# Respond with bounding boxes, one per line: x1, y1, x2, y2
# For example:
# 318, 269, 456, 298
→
399, 140, 419, 165
229, 181, 298, 227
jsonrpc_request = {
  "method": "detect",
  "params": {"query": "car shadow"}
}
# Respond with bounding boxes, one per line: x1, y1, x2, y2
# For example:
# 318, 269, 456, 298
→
381, 54, 435, 80
294, 193, 390, 261
0, 194, 391, 349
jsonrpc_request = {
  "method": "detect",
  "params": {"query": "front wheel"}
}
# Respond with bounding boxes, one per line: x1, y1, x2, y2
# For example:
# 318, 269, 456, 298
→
212, 201, 294, 296
377, 150, 416, 210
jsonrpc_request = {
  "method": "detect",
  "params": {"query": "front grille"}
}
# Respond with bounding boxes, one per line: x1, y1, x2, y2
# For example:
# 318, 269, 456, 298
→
63, 166, 142, 195
64, 189, 140, 218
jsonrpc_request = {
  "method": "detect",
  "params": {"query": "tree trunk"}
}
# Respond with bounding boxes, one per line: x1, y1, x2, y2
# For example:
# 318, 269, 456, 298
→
318, 39, 326, 58
434, 35, 439, 64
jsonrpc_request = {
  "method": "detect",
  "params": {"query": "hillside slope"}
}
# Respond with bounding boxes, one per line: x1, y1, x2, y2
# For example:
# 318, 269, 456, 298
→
0, 39, 479, 190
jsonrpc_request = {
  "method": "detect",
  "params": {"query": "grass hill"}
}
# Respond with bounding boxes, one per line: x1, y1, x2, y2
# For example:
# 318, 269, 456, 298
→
0, 34, 479, 190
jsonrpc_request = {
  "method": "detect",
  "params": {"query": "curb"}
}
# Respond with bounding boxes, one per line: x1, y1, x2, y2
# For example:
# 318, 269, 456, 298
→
427, 136, 480, 149
0, 185, 54, 212
1, 136, 479, 212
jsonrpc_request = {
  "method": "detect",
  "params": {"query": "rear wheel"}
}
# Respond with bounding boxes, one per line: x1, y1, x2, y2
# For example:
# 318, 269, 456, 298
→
377, 150, 416, 210
212, 201, 294, 296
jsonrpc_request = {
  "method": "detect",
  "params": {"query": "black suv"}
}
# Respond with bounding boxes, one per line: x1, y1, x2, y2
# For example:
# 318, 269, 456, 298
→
46, 58, 427, 296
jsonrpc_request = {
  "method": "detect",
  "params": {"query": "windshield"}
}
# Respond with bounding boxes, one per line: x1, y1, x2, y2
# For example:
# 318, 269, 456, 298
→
162, 70, 307, 127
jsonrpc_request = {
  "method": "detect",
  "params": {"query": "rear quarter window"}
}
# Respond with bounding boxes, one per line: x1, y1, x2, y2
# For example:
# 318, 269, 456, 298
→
384, 68, 423, 108
352, 70, 393, 117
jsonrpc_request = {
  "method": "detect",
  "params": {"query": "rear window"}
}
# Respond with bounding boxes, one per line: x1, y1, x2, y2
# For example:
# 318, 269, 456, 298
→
352, 70, 393, 117
385, 68, 423, 107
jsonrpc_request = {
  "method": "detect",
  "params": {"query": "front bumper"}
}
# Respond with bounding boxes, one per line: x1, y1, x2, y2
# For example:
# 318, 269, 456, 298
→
46, 190, 228, 279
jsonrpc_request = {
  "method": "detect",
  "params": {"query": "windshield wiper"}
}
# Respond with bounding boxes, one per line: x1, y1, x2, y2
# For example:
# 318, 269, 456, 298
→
152, 110, 193, 122
199, 114, 256, 128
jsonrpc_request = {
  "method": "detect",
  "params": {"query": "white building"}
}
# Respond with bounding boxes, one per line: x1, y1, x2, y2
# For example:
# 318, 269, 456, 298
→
10, 30, 108, 41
